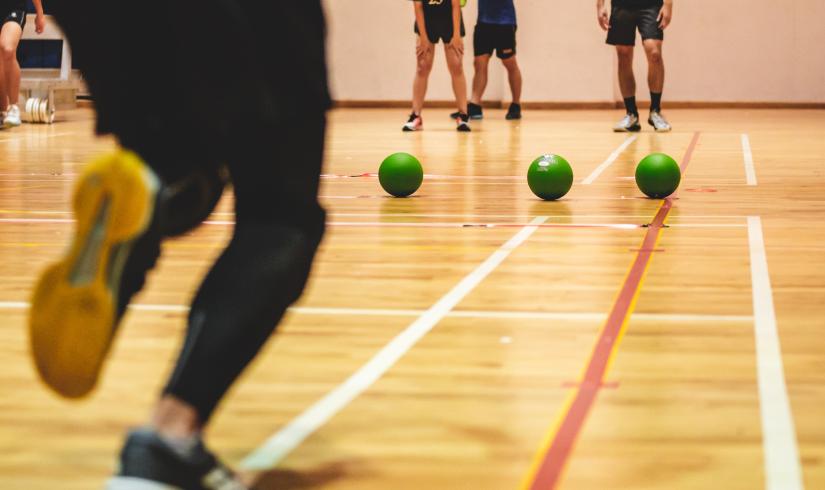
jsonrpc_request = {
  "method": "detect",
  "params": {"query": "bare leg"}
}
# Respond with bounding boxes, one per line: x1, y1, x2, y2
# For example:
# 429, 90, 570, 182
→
444, 44, 468, 114
151, 396, 200, 439
0, 23, 23, 109
642, 39, 664, 93
0, 53, 6, 112
501, 56, 522, 104
470, 54, 490, 105
412, 43, 435, 115
616, 45, 636, 99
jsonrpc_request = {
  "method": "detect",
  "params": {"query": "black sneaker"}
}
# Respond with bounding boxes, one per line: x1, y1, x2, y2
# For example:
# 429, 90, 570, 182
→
107, 429, 248, 490
456, 113, 472, 132
505, 103, 522, 120
451, 102, 482, 120
402, 112, 422, 132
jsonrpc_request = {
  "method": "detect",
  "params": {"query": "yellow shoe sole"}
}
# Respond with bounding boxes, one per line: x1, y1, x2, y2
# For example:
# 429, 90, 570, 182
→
29, 150, 158, 398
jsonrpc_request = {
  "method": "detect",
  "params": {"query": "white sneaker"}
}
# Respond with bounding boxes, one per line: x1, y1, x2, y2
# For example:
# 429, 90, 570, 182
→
648, 111, 672, 132
613, 113, 641, 132
3, 104, 21, 127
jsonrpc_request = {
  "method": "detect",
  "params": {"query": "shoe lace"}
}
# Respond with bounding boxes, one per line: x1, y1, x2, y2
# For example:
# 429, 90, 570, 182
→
202, 466, 248, 490
651, 112, 668, 125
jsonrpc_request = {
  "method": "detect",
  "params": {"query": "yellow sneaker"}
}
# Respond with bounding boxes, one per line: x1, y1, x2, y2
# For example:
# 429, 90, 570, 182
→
29, 150, 161, 398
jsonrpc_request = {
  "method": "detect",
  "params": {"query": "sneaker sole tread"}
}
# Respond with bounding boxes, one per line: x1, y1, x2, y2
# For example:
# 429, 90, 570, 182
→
29, 151, 157, 398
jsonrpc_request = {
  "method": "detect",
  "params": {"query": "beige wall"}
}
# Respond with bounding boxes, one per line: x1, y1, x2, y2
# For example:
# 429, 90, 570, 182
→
323, 0, 825, 104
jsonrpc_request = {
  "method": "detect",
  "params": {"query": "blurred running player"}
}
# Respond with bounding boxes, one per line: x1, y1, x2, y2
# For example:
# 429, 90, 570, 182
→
29, 1, 329, 487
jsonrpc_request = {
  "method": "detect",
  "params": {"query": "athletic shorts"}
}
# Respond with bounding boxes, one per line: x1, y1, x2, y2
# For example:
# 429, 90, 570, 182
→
414, 16, 466, 44
473, 22, 516, 59
1, 9, 26, 29
606, 3, 664, 46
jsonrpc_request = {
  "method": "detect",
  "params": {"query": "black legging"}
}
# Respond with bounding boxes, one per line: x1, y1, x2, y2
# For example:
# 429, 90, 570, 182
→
163, 116, 327, 422
49, 0, 329, 423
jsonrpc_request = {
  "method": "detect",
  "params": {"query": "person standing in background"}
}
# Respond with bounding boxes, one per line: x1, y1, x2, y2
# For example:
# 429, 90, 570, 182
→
598, 0, 673, 132
404, 0, 471, 132
0, 0, 45, 128
457, 0, 522, 120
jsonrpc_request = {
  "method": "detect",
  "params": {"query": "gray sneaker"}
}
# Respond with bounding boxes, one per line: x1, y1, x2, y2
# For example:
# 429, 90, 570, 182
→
648, 111, 672, 132
613, 113, 641, 132
107, 428, 249, 490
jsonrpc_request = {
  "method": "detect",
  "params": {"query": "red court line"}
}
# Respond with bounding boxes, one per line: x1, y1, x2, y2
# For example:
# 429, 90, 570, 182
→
321, 173, 522, 180
526, 131, 700, 490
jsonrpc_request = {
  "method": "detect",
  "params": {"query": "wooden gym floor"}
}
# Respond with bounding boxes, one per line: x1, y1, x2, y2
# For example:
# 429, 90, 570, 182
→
0, 108, 823, 489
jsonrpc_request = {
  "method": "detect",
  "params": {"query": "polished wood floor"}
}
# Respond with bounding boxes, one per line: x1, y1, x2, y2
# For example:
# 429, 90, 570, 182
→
0, 108, 823, 489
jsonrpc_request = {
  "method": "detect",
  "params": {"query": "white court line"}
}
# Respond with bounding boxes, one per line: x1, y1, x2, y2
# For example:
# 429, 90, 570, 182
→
0, 217, 745, 230
667, 223, 748, 228
324, 213, 748, 220
239, 216, 548, 470
0, 210, 750, 220
742, 134, 758, 186
747, 216, 804, 490
0, 131, 76, 143
582, 135, 638, 185
0, 301, 753, 323
0, 218, 74, 224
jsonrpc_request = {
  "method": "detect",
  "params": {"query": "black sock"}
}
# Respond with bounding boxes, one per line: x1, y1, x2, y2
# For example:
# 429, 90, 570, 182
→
650, 92, 662, 113
623, 96, 638, 116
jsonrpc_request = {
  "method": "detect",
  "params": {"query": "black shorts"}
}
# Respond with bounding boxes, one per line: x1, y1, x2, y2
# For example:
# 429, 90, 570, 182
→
1, 9, 26, 29
606, 3, 664, 46
474, 23, 516, 59
414, 16, 466, 44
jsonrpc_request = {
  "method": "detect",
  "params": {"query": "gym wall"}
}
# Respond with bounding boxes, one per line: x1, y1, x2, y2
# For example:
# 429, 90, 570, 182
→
324, 0, 825, 106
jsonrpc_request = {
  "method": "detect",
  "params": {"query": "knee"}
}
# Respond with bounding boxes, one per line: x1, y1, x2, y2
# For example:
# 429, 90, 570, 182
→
502, 57, 519, 73
159, 165, 229, 237
616, 47, 634, 63
416, 59, 433, 76
647, 49, 663, 65
0, 44, 15, 62
232, 218, 325, 300
447, 60, 464, 77
474, 57, 488, 72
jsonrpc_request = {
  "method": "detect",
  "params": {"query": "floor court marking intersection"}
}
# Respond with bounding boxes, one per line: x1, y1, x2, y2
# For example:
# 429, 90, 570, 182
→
240, 216, 548, 470
523, 132, 701, 489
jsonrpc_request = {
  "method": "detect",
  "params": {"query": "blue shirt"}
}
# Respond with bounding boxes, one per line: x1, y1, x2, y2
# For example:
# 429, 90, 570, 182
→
477, 0, 516, 26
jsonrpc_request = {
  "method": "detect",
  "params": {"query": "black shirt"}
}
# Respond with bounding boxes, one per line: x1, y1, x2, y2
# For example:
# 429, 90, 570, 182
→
612, 0, 663, 9
414, 0, 455, 19
0, 0, 26, 13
